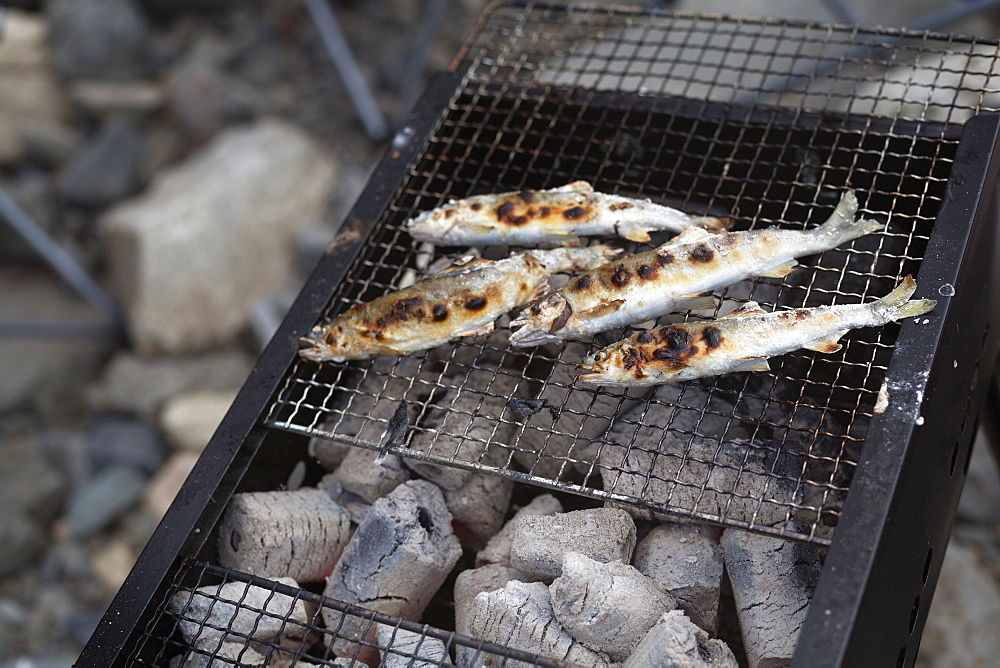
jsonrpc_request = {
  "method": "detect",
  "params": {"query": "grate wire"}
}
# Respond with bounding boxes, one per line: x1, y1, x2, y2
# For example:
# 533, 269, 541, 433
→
264, 4, 1000, 545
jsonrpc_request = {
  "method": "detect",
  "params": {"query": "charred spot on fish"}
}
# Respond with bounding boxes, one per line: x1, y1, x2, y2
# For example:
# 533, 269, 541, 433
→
656, 250, 675, 266
496, 200, 516, 222
610, 264, 632, 288
622, 347, 641, 370
376, 316, 390, 329
637, 264, 658, 281
609, 202, 634, 211
432, 304, 448, 322
530, 303, 542, 316
663, 326, 693, 352
519, 191, 535, 204
637, 330, 656, 344
464, 296, 487, 310
444, 209, 455, 219
572, 275, 593, 291
325, 332, 338, 346
549, 300, 573, 333
374, 331, 384, 340
540, 206, 552, 217
689, 244, 715, 263
702, 326, 723, 350
392, 296, 425, 322
471, 202, 482, 211
562, 206, 588, 220
511, 215, 528, 225
519, 282, 528, 291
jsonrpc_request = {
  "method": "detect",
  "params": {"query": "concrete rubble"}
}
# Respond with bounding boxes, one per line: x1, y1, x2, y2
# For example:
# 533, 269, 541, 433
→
217, 489, 352, 583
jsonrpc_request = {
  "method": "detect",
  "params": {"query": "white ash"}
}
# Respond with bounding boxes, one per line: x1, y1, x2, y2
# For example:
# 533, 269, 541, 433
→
167, 577, 316, 651
550, 552, 675, 661
599, 411, 798, 526
468, 580, 613, 667
322, 480, 462, 656
216, 489, 350, 583
318, 474, 371, 525
623, 610, 738, 668
476, 493, 563, 568
442, 469, 513, 551
377, 624, 454, 668
632, 522, 724, 634
454, 564, 527, 667
509, 507, 636, 581
721, 528, 822, 668
330, 446, 410, 504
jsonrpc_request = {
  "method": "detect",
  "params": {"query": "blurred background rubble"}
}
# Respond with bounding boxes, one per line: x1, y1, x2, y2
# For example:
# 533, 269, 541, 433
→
0, 1, 997, 665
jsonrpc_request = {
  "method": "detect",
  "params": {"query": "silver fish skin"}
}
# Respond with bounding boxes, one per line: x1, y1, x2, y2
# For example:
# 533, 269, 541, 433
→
578, 276, 936, 387
297, 245, 620, 362
405, 180, 730, 246
509, 191, 881, 347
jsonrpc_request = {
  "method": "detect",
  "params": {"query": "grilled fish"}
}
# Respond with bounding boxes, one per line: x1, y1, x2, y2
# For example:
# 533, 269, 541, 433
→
578, 276, 935, 387
509, 191, 881, 346
405, 181, 730, 246
297, 245, 619, 362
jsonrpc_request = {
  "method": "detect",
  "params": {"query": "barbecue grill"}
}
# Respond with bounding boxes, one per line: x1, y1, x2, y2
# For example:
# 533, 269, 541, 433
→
79, 3, 1000, 666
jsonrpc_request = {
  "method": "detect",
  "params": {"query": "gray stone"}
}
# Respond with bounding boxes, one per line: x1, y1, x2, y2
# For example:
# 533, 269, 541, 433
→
217, 489, 351, 583
86, 350, 254, 417
64, 607, 104, 648
477, 494, 563, 568
509, 507, 636, 581
917, 539, 1000, 667
47, 0, 151, 80
143, 451, 199, 521
468, 580, 613, 667
323, 481, 462, 656
377, 625, 453, 668
19, 122, 83, 168
454, 564, 526, 667
0, 10, 71, 164
0, 446, 68, 524
169, 40, 270, 138
332, 447, 410, 504
101, 118, 336, 353
68, 79, 165, 118
623, 610, 738, 668
66, 465, 147, 537
721, 528, 822, 668
0, 513, 46, 577
633, 523, 724, 634
158, 389, 238, 452
956, 427, 1000, 523
550, 553, 675, 661
85, 415, 166, 475
168, 577, 316, 651
59, 118, 146, 208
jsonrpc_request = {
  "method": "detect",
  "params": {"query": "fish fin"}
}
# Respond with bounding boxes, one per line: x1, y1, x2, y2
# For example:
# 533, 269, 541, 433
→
816, 191, 884, 242
732, 356, 771, 373
458, 322, 495, 338
431, 257, 493, 277
692, 215, 734, 231
720, 301, 767, 319
875, 276, 937, 320
803, 331, 848, 353
580, 300, 626, 319
758, 259, 798, 278
662, 226, 714, 247
620, 227, 652, 243
678, 294, 717, 311
551, 180, 593, 193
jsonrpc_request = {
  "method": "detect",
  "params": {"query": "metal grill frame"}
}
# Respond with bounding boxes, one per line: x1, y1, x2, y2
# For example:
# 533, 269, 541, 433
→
79, 5, 1000, 667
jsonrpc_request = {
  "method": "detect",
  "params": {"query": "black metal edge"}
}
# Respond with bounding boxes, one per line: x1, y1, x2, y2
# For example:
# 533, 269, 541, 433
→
74, 70, 466, 668
793, 111, 1000, 667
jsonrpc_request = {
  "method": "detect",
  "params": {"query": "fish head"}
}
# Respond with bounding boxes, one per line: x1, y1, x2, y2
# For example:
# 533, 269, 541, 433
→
509, 293, 573, 346
297, 322, 361, 363
579, 329, 702, 386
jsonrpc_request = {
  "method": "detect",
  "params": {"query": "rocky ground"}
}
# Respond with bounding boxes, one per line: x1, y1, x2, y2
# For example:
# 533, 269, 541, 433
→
0, 0, 998, 666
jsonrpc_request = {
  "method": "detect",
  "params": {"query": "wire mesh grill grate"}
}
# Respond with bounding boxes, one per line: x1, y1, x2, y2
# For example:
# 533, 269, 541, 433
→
265, 4, 1000, 545
124, 559, 567, 666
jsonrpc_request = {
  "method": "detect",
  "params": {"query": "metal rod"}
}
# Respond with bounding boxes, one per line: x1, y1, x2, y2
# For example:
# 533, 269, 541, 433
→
393, 0, 449, 127
821, 0, 862, 24
0, 186, 123, 326
302, 0, 391, 142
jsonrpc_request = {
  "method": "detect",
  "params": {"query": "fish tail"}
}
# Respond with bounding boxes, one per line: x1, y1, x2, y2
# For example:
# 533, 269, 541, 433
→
817, 191, 883, 242
874, 276, 937, 320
